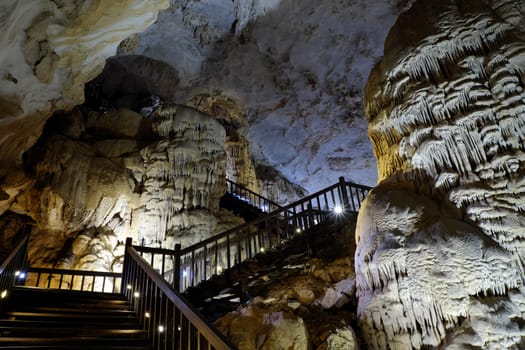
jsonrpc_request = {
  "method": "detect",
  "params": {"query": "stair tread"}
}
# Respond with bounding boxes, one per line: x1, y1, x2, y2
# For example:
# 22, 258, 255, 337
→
0, 326, 145, 336
11, 287, 126, 299
3, 306, 135, 314
0, 346, 150, 350
0, 319, 141, 328
0, 336, 151, 344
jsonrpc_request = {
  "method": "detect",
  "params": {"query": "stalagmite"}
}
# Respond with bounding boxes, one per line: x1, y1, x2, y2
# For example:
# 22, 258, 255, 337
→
356, 0, 525, 348
135, 105, 230, 246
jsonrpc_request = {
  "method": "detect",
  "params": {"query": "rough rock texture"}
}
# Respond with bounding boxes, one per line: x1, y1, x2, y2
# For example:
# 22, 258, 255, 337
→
225, 134, 259, 193
215, 255, 360, 350
135, 104, 231, 246
356, 0, 525, 348
0, 0, 168, 213
6, 104, 242, 274
19, 107, 146, 271
119, 0, 417, 193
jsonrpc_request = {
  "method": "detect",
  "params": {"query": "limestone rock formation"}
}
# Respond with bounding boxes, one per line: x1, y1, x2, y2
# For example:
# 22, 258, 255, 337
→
2, 102, 244, 277
17, 107, 146, 270
119, 0, 418, 193
0, 0, 168, 209
356, 0, 525, 348
215, 255, 360, 349
135, 104, 232, 247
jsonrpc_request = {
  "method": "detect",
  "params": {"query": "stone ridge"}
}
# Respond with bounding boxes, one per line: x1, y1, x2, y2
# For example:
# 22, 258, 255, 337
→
358, 0, 525, 348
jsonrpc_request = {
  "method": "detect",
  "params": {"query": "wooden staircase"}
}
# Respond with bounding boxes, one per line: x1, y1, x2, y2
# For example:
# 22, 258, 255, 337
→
0, 177, 371, 350
0, 287, 150, 349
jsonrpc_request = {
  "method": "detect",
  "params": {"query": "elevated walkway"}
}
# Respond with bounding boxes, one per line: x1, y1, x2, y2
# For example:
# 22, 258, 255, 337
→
0, 177, 371, 349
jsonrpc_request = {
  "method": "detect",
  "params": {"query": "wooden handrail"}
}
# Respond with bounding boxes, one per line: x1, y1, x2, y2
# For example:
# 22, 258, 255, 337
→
0, 234, 28, 274
135, 178, 371, 292
181, 180, 370, 254
0, 227, 30, 297
25, 267, 122, 293
122, 240, 236, 349
226, 178, 282, 213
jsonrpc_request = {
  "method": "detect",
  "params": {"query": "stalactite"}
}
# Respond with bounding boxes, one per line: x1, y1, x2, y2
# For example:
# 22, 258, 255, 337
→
359, 0, 525, 348
136, 105, 226, 246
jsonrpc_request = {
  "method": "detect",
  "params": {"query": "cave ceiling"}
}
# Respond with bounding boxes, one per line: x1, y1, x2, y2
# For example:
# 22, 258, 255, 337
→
116, 0, 418, 192
0, 0, 417, 200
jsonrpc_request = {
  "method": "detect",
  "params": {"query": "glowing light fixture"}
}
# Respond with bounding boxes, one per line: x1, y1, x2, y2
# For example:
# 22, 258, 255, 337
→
145, 312, 151, 318
296, 228, 301, 233
1, 290, 7, 299
158, 325, 164, 333
134, 292, 140, 298
333, 205, 343, 214
126, 284, 132, 290
260, 247, 265, 252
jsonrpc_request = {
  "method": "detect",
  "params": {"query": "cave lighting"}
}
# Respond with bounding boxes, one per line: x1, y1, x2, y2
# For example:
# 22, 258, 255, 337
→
1, 290, 7, 299
134, 291, 140, 298
333, 205, 343, 214
145, 312, 151, 318
158, 325, 164, 333
126, 284, 132, 290
260, 247, 265, 252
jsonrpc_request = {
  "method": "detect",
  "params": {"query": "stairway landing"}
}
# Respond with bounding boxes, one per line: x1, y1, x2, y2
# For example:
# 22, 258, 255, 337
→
0, 287, 150, 349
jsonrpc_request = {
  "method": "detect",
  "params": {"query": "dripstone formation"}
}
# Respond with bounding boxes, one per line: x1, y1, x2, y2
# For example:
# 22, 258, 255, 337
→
356, 0, 525, 348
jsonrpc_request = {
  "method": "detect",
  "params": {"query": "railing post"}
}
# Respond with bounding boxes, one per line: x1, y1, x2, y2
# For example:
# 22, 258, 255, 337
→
121, 237, 133, 297
306, 204, 316, 257
173, 244, 181, 292
339, 176, 350, 209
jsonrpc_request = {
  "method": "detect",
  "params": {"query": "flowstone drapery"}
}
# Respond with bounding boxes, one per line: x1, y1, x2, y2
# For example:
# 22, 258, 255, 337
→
356, 0, 525, 348
135, 105, 234, 247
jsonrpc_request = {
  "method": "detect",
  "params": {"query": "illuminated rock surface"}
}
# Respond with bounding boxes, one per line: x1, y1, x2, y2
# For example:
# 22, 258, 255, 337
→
356, 0, 525, 348
215, 256, 359, 350
8, 105, 243, 273
118, 0, 418, 192
0, 0, 168, 181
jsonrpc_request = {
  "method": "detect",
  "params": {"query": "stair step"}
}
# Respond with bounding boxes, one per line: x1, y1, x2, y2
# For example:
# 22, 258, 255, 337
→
0, 326, 146, 338
6, 293, 130, 306
2, 306, 136, 316
0, 336, 151, 346
2, 311, 137, 322
0, 319, 141, 329
10, 287, 127, 302
0, 346, 150, 350
4, 301, 134, 311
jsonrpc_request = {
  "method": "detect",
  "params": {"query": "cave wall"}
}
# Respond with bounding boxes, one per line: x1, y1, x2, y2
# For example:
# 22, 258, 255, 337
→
0, 0, 169, 213
4, 104, 244, 274
118, 0, 418, 193
356, 0, 525, 348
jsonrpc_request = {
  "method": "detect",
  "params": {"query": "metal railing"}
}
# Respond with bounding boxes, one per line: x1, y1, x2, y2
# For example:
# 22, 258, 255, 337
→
0, 231, 29, 299
122, 238, 236, 350
0, 177, 370, 350
24, 267, 122, 293
226, 179, 282, 213
134, 177, 371, 292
